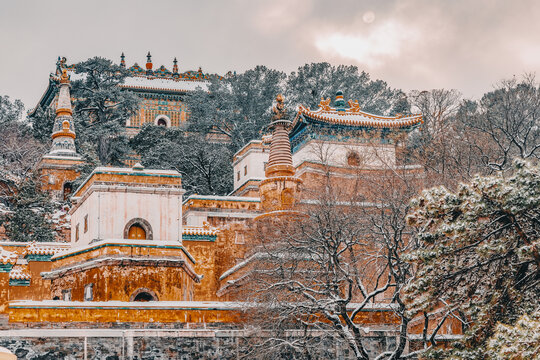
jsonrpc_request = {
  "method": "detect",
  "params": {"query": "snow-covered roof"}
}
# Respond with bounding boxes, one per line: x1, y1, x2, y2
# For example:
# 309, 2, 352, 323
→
295, 104, 423, 129
24, 241, 65, 256
91, 166, 181, 176
183, 195, 260, 205
50, 239, 186, 260
0, 247, 18, 265
9, 265, 31, 280
72, 165, 183, 198
120, 76, 209, 93
183, 226, 219, 236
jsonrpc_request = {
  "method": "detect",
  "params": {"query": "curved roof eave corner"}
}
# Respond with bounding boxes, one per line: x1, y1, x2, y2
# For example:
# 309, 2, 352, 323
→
28, 78, 58, 117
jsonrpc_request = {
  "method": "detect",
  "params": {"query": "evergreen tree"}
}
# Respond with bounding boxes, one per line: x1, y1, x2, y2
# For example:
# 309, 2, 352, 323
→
406, 160, 540, 358
285, 62, 409, 115
71, 57, 140, 165
131, 124, 233, 195
4, 176, 55, 242
29, 105, 56, 144
0, 95, 47, 210
183, 65, 286, 151
488, 313, 540, 360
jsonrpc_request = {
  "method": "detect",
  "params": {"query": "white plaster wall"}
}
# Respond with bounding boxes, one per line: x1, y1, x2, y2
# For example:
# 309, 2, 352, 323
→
71, 188, 182, 246
292, 141, 396, 169
233, 149, 269, 192
71, 193, 98, 245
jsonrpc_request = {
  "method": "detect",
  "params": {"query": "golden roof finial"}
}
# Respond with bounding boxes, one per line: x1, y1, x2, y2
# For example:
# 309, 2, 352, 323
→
59, 69, 70, 84
271, 93, 288, 121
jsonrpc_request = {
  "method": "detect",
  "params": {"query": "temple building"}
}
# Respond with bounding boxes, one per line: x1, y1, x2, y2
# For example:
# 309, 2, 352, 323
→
0, 65, 465, 357
30, 54, 221, 136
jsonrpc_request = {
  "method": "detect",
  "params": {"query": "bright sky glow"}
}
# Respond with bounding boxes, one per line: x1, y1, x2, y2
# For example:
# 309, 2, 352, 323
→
315, 21, 418, 68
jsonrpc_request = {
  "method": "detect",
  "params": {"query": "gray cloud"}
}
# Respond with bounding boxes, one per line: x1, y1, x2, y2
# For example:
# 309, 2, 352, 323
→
1, 0, 540, 109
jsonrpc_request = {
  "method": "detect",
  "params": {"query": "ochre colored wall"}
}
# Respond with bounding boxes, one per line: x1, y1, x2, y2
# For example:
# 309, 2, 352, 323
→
184, 223, 249, 302
39, 158, 80, 193
8, 261, 53, 302
8, 306, 245, 324
51, 264, 194, 302
0, 273, 10, 313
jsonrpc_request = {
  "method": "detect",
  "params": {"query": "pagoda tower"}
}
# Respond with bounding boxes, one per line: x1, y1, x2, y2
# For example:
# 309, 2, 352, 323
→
257, 94, 302, 218
39, 68, 83, 199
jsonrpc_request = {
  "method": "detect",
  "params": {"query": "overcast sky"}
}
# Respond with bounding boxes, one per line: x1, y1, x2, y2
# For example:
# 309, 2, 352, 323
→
2, 0, 540, 109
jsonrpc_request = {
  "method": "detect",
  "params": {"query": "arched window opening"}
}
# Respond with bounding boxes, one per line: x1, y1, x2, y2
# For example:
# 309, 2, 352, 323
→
157, 118, 167, 127
123, 218, 153, 240
63, 182, 73, 201
133, 292, 155, 302
128, 224, 146, 240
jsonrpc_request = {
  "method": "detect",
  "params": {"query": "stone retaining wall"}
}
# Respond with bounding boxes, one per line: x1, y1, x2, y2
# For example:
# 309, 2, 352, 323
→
0, 328, 396, 359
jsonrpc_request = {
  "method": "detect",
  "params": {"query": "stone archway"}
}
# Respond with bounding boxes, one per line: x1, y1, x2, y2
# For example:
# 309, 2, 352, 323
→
123, 218, 153, 240
130, 288, 158, 302
154, 115, 171, 128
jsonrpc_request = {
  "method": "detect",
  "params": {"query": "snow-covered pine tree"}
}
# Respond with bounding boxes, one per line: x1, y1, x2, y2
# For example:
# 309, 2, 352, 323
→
130, 124, 233, 195
405, 160, 540, 358
183, 65, 286, 151
71, 57, 140, 165
5, 176, 55, 242
0, 95, 48, 230
285, 62, 409, 115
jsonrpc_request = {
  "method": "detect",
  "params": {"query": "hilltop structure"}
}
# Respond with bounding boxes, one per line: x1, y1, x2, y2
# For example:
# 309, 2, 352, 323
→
38, 68, 83, 200
0, 72, 463, 357
31, 54, 220, 136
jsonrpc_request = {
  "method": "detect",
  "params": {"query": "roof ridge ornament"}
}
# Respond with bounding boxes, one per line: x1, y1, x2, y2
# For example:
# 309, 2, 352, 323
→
146, 52, 153, 75
319, 97, 331, 111
271, 93, 289, 121
347, 99, 361, 113
172, 57, 179, 77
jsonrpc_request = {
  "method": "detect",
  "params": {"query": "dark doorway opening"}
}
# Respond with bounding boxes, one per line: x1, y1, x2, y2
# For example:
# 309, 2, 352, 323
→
133, 292, 156, 302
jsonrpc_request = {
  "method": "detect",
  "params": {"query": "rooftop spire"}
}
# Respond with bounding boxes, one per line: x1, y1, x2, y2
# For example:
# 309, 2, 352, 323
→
48, 67, 79, 157
266, 94, 294, 178
56, 69, 72, 117
172, 57, 179, 77
146, 52, 153, 75
120, 52, 126, 68
334, 90, 346, 111
258, 94, 302, 216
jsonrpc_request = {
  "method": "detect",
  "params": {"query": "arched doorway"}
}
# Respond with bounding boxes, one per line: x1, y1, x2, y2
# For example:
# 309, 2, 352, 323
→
128, 224, 146, 240
154, 115, 171, 128
133, 292, 155, 301
123, 218, 153, 240
130, 288, 158, 302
